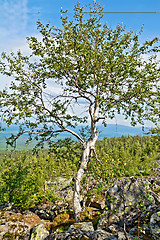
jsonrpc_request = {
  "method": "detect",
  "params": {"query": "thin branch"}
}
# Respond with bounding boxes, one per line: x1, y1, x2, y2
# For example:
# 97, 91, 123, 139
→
92, 148, 102, 165
27, 129, 65, 135
64, 127, 84, 144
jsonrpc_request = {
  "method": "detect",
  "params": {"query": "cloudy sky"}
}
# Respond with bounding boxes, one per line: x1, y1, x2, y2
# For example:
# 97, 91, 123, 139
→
0, 0, 160, 126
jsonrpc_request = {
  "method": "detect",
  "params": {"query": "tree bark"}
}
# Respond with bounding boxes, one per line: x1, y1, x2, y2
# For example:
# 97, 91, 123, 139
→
73, 130, 98, 221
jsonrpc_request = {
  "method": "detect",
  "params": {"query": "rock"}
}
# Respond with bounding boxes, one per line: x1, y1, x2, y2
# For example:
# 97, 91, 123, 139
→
59, 186, 73, 202
0, 202, 14, 210
44, 177, 74, 204
31, 200, 71, 221
0, 211, 30, 239
52, 201, 69, 215
45, 231, 85, 240
36, 208, 56, 221
1, 176, 159, 240
0, 225, 10, 240
30, 223, 49, 240
107, 224, 118, 233
23, 214, 41, 229
46, 226, 118, 240
98, 177, 160, 239
32, 204, 57, 221
85, 194, 106, 210
0, 209, 43, 240
67, 221, 94, 232
90, 229, 117, 240
150, 211, 160, 240
97, 211, 119, 230
117, 231, 129, 240
46, 177, 73, 202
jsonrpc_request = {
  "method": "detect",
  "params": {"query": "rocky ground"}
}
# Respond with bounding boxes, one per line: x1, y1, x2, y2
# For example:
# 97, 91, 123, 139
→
0, 176, 160, 240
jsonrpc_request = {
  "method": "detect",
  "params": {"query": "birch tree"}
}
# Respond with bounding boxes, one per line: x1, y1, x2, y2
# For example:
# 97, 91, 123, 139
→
0, 2, 159, 221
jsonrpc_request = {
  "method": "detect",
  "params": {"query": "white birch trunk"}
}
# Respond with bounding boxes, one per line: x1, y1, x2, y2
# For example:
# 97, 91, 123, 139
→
73, 130, 98, 221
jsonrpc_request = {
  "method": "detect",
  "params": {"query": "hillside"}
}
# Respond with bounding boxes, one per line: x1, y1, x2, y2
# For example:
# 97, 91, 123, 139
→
0, 124, 150, 150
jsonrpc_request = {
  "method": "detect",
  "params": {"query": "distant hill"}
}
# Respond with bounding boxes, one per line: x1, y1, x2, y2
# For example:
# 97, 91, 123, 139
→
0, 124, 150, 150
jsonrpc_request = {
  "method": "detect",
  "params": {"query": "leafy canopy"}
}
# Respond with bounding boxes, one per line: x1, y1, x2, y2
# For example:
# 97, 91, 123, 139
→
0, 2, 160, 147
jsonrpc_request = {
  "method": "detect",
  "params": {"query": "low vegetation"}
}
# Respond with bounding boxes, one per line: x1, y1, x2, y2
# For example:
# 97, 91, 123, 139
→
0, 135, 159, 210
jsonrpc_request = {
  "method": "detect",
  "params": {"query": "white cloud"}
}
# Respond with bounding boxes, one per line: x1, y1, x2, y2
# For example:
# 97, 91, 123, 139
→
0, 0, 28, 50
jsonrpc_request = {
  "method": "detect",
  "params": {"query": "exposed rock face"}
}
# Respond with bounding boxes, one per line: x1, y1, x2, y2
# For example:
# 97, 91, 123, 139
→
98, 177, 160, 239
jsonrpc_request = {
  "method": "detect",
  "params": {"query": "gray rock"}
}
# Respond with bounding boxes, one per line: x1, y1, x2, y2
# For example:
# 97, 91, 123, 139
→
67, 221, 94, 232
150, 211, 160, 240
30, 223, 49, 240
90, 229, 117, 240
46, 177, 72, 192
46, 228, 117, 240
98, 177, 158, 231
45, 232, 70, 240
32, 201, 70, 221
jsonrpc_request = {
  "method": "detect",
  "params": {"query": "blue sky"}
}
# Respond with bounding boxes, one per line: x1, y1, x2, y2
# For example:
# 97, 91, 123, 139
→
0, 0, 160, 126
1, 0, 160, 51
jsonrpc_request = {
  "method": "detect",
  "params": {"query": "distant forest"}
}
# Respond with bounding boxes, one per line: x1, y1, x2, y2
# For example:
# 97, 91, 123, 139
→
0, 124, 150, 150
